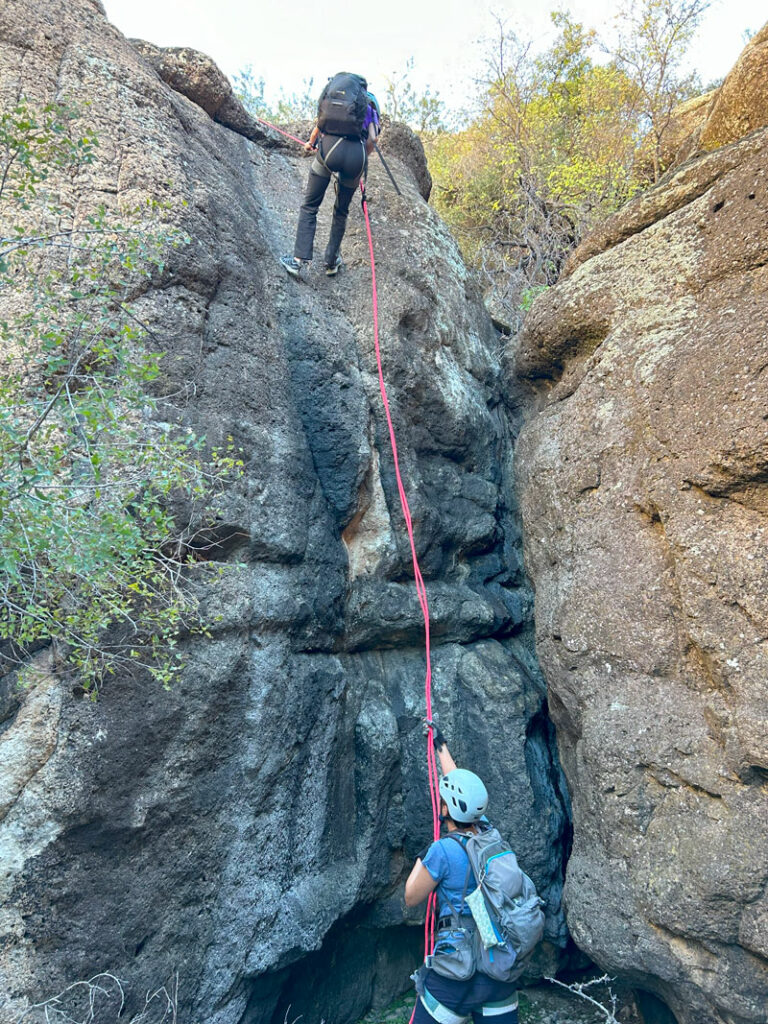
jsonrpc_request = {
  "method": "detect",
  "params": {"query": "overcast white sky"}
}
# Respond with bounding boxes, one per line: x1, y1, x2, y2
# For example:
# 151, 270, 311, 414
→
101, 0, 766, 114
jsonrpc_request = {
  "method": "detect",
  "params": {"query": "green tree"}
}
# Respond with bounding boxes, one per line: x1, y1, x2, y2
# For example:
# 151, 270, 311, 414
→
232, 66, 272, 119
234, 65, 317, 123
274, 78, 317, 122
610, 0, 712, 180
429, 12, 640, 325
383, 58, 448, 133
0, 100, 240, 691
426, 3, 716, 323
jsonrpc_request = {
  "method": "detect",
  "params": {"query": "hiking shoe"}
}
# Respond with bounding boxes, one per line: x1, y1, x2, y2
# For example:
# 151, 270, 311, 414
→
325, 254, 342, 276
280, 254, 304, 278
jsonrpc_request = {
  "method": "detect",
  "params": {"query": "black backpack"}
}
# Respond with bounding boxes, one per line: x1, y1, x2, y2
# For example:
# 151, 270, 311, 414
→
317, 72, 369, 138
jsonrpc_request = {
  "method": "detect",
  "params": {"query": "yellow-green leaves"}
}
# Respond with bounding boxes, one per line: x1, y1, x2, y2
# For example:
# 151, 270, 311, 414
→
426, 4, 707, 326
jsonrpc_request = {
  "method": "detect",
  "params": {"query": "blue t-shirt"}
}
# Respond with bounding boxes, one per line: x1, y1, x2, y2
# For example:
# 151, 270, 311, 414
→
422, 836, 477, 919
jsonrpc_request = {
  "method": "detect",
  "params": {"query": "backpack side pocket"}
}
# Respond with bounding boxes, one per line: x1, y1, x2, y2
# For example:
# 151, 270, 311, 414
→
500, 891, 546, 960
472, 928, 520, 983
430, 926, 476, 981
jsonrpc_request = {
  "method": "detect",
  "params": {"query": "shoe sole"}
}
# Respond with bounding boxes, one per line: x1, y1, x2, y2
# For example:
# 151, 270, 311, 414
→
326, 265, 341, 276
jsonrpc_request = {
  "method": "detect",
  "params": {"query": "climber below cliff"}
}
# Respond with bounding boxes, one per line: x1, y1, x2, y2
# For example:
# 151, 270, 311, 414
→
404, 727, 522, 1024
280, 72, 379, 279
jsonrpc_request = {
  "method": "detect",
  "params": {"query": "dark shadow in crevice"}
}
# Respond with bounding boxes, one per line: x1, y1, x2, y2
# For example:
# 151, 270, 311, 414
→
240, 907, 422, 1024
635, 989, 680, 1024
181, 522, 251, 561
524, 700, 574, 887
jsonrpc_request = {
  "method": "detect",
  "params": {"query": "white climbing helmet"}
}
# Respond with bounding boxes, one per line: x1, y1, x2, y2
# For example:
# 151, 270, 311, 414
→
439, 769, 488, 823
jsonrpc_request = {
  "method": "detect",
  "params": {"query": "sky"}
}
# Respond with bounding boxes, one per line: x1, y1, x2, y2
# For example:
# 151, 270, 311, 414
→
100, 0, 766, 115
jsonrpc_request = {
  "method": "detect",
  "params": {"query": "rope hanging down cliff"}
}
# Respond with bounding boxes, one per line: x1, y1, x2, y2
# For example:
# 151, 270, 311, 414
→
359, 179, 441, 961
260, 113, 442, 958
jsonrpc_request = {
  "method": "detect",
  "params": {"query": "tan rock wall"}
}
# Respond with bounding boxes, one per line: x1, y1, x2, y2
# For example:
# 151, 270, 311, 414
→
700, 23, 768, 152
512, 114, 768, 1024
647, 21, 768, 180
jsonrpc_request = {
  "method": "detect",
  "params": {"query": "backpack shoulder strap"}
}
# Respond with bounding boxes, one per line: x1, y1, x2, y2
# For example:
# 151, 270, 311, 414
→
444, 833, 467, 848
445, 834, 473, 913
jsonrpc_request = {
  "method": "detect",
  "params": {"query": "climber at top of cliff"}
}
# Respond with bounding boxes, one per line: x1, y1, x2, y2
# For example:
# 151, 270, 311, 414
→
404, 727, 522, 1024
280, 72, 379, 280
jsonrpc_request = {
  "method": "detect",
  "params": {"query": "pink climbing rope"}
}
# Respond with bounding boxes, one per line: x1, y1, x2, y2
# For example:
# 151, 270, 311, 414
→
360, 184, 442, 981
254, 115, 309, 148
263, 112, 442, 993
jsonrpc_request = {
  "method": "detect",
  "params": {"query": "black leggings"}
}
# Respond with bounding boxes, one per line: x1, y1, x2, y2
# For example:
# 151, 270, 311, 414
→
293, 135, 366, 263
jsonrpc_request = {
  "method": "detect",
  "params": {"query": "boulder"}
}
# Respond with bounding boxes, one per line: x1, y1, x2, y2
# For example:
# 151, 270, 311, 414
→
639, 20, 768, 181
377, 116, 433, 201
130, 40, 232, 117
638, 89, 717, 178
0, 1, 568, 1022
129, 39, 277, 147
513, 94, 768, 1024
562, 127, 767, 277
700, 23, 768, 152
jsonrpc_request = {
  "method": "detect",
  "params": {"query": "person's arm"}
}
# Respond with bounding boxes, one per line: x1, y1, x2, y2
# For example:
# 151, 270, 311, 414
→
404, 858, 439, 906
304, 124, 319, 153
437, 741, 457, 775
365, 121, 376, 156
430, 723, 457, 774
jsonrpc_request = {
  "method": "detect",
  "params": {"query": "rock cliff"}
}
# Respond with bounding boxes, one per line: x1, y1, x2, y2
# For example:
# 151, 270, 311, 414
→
5, 3, 767, 1023
0, 1, 567, 1022
513, 28, 768, 1024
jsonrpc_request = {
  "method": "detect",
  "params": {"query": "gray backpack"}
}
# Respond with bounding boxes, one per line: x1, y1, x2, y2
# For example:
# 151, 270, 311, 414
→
446, 827, 545, 979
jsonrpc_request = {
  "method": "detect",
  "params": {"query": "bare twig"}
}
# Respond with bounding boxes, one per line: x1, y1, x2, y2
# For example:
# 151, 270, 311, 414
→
14, 971, 183, 1024
16, 973, 125, 1024
545, 974, 620, 1023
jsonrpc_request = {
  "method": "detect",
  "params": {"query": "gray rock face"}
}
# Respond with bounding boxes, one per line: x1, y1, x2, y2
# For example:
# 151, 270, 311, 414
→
0, 1, 567, 1022
377, 117, 433, 201
513, 107, 768, 1024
